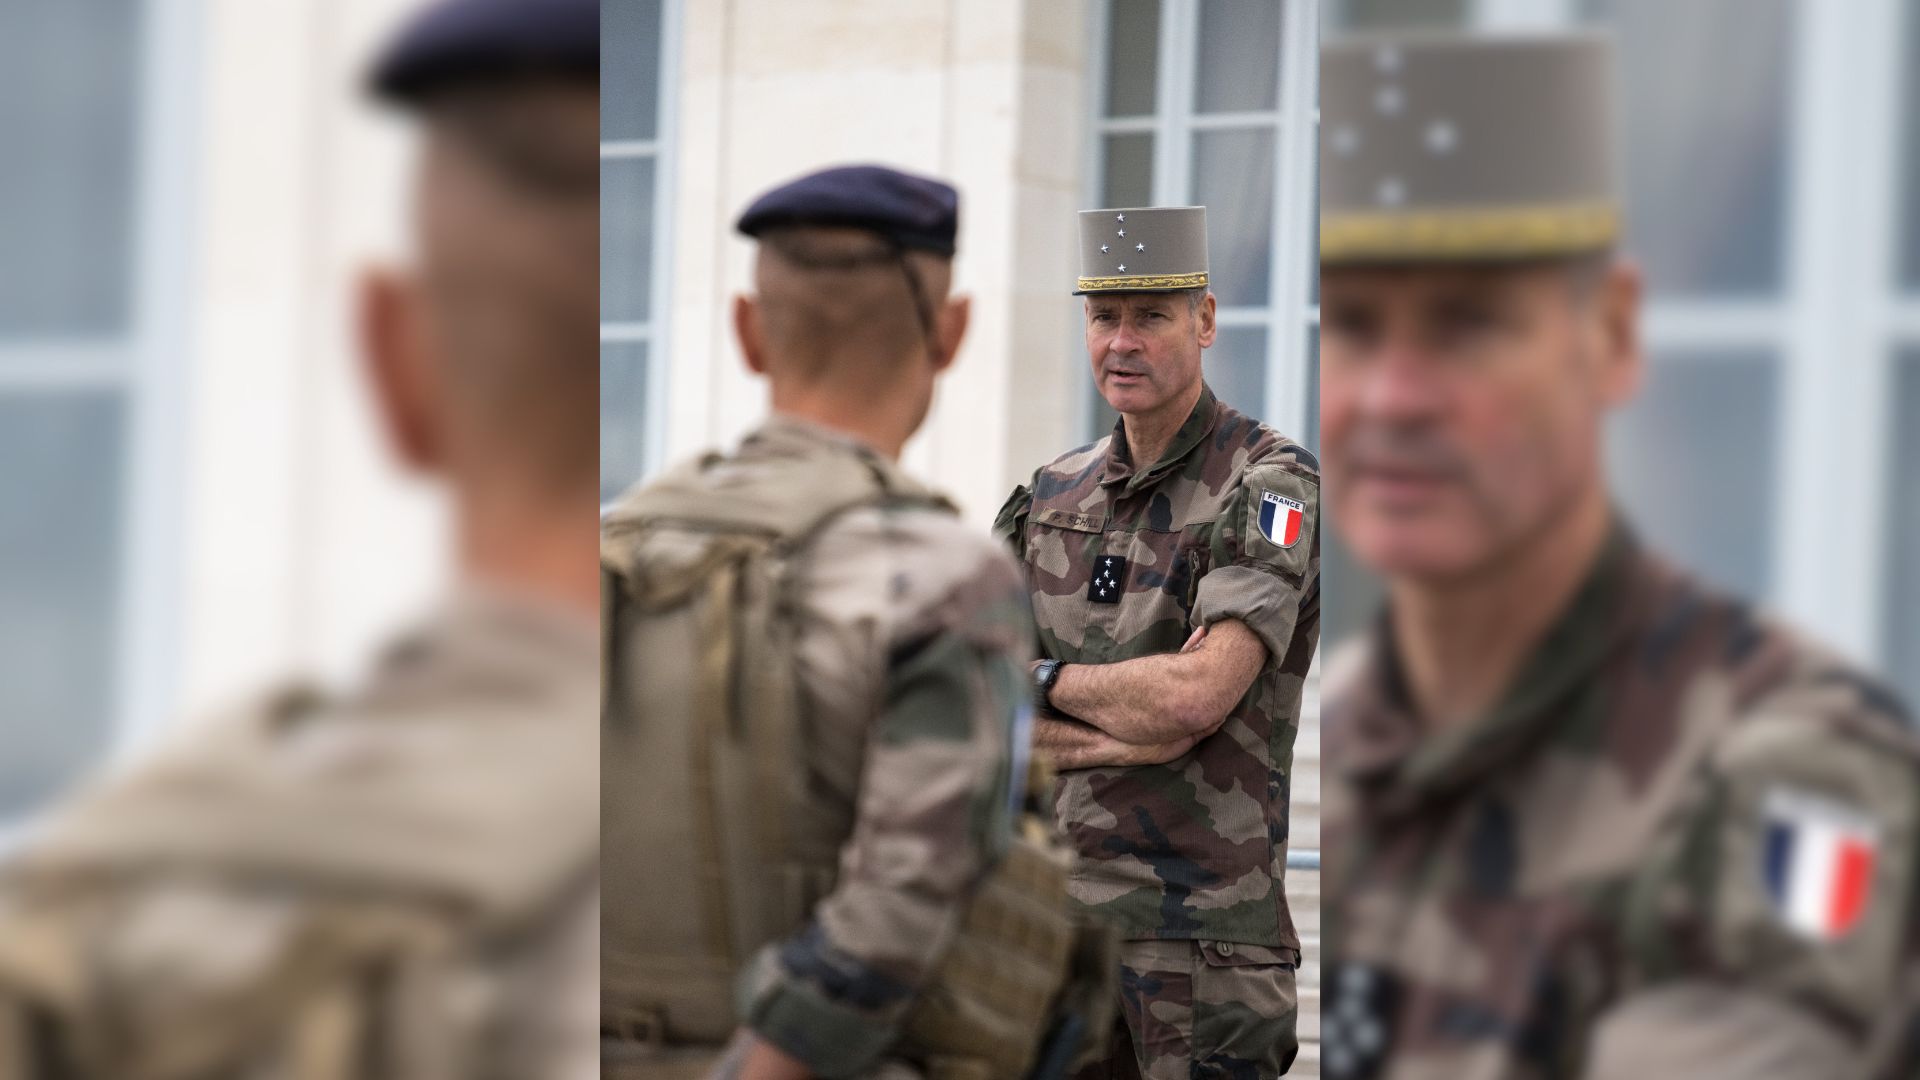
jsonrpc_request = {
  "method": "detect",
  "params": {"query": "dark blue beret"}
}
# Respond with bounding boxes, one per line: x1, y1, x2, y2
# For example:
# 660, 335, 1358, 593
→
370, 0, 598, 103
736, 165, 960, 255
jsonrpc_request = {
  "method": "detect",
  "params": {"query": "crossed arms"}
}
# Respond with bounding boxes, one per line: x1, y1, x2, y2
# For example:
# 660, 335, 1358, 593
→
1035, 618, 1269, 770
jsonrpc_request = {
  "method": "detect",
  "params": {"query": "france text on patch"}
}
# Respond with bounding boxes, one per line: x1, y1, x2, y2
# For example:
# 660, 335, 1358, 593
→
1258, 491, 1305, 548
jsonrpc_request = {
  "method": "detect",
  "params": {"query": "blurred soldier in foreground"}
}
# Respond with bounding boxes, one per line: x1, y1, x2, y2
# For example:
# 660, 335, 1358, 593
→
1319, 31, 1920, 1080
0, 1, 599, 1076
994, 206, 1319, 1078
601, 164, 1113, 1079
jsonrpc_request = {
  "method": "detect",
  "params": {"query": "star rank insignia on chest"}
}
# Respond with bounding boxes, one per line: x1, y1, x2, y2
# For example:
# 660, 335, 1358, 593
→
1321, 961, 1398, 1080
1089, 555, 1127, 605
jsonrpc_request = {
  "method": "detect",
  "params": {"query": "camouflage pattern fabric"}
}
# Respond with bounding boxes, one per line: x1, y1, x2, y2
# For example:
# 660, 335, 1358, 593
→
660, 418, 1032, 1077
1073, 939, 1299, 1080
993, 383, 1319, 949
1321, 522, 1920, 1080
0, 593, 600, 1080
995, 384, 1315, 1076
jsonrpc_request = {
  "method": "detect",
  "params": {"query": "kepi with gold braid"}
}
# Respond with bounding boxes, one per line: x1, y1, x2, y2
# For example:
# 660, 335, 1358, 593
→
1074, 205, 1210, 294
1321, 31, 1620, 264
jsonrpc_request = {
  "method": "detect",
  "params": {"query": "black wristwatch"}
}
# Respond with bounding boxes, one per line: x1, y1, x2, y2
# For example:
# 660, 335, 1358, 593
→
1033, 659, 1066, 715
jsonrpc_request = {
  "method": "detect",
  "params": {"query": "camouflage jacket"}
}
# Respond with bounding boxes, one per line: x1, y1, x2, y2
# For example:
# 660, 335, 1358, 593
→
1321, 524, 1920, 1080
0, 593, 600, 1080
993, 384, 1320, 948
694, 419, 1031, 1077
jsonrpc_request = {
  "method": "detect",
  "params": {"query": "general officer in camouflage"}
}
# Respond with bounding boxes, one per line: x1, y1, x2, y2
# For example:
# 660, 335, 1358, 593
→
1318, 31, 1920, 1080
995, 205, 1320, 1078
0, 1, 601, 1076
602, 165, 1111, 1080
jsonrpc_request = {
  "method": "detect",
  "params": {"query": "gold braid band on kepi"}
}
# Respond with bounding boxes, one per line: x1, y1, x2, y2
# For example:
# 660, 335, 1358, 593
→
1075, 271, 1210, 293
1322, 203, 1619, 262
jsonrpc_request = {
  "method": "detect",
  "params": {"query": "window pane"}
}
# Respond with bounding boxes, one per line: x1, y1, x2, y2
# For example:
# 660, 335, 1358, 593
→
1105, 0, 1161, 118
1192, 127, 1276, 307
0, 1, 137, 336
601, 341, 649, 502
1327, 0, 1469, 32
1885, 354, 1920, 706
1206, 325, 1268, 420
1195, 0, 1280, 114
1308, 138, 1319, 305
1102, 133, 1154, 207
1605, 351, 1778, 601
602, 0, 663, 142
602, 156, 657, 324
0, 391, 125, 819
1898, 5, 1920, 291
1303, 325, 1320, 454
1323, 517, 1384, 649
1584, 0, 1792, 298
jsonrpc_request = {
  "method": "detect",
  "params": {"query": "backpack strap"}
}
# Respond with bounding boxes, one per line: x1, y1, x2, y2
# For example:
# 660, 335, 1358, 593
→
601, 441, 957, 1038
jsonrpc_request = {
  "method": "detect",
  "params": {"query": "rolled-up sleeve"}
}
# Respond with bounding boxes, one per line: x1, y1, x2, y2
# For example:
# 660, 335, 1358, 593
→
1191, 459, 1319, 668
740, 536, 1028, 1077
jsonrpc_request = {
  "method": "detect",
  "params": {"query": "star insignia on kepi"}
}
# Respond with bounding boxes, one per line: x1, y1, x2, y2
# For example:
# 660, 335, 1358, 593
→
1088, 555, 1127, 605
1116, 212, 1125, 222
1100, 244, 1110, 253
1117, 228, 1126, 237
1117, 264, 1127, 272
1135, 242, 1146, 251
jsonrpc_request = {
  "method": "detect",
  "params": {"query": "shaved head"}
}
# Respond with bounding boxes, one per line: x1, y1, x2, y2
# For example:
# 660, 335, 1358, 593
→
748, 226, 953, 390
413, 79, 598, 497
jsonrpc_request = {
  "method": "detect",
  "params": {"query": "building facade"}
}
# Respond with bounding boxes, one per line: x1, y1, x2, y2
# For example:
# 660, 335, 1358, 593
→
0, 0, 445, 825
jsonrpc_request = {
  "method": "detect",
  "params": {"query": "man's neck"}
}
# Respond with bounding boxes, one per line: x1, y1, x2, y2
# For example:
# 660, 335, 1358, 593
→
1120, 380, 1204, 471
459, 490, 600, 620
768, 386, 912, 461
1389, 486, 1612, 732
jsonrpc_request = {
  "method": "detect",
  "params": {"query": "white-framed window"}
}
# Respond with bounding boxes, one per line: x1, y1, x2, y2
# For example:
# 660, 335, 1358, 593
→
1883, 0, 1920, 708
1324, 0, 1920, 707
601, 0, 679, 502
1083, 0, 1321, 450
0, 0, 197, 822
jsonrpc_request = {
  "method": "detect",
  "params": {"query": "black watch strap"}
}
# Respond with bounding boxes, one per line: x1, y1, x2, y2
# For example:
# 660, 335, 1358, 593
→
1034, 659, 1065, 714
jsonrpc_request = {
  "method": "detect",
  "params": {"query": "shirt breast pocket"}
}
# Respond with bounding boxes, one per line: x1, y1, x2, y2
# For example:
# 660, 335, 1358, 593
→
1024, 506, 1109, 655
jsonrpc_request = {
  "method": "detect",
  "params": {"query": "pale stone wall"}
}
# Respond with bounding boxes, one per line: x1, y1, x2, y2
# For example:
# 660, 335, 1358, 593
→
170, 0, 446, 727
658, 0, 1092, 528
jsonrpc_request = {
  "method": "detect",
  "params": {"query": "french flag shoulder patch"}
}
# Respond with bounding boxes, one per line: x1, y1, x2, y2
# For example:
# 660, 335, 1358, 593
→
1761, 786, 1880, 941
1258, 490, 1305, 548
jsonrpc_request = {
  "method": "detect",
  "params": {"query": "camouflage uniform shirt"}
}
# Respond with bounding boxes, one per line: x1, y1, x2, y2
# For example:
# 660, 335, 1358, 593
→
994, 384, 1320, 949
0, 593, 600, 1080
716, 419, 1032, 1077
1321, 524, 1920, 1080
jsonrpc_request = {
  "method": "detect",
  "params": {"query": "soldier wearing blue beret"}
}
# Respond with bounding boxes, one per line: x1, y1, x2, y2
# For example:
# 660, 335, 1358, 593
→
603, 162, 1121, 1079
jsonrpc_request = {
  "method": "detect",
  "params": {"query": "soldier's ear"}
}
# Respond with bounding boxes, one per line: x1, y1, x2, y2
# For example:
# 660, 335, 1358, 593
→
734, 294, 769, 376
931, 295, 970, 374
1596, 259, 1644, 408
1195, 290, 1218, 349
357, 264, 444, 475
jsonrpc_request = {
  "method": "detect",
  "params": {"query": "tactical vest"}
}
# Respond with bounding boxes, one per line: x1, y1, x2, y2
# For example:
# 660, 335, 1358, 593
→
601, 447, 1116, 1080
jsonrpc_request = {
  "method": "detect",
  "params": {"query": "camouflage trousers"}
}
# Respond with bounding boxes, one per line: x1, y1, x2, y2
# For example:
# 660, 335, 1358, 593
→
1074, 939, 1299, 1080
602, 1037, 930, 1080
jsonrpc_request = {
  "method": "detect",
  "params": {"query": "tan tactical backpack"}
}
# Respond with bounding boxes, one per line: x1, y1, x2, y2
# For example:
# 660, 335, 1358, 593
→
601, 446, 1116, 1080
